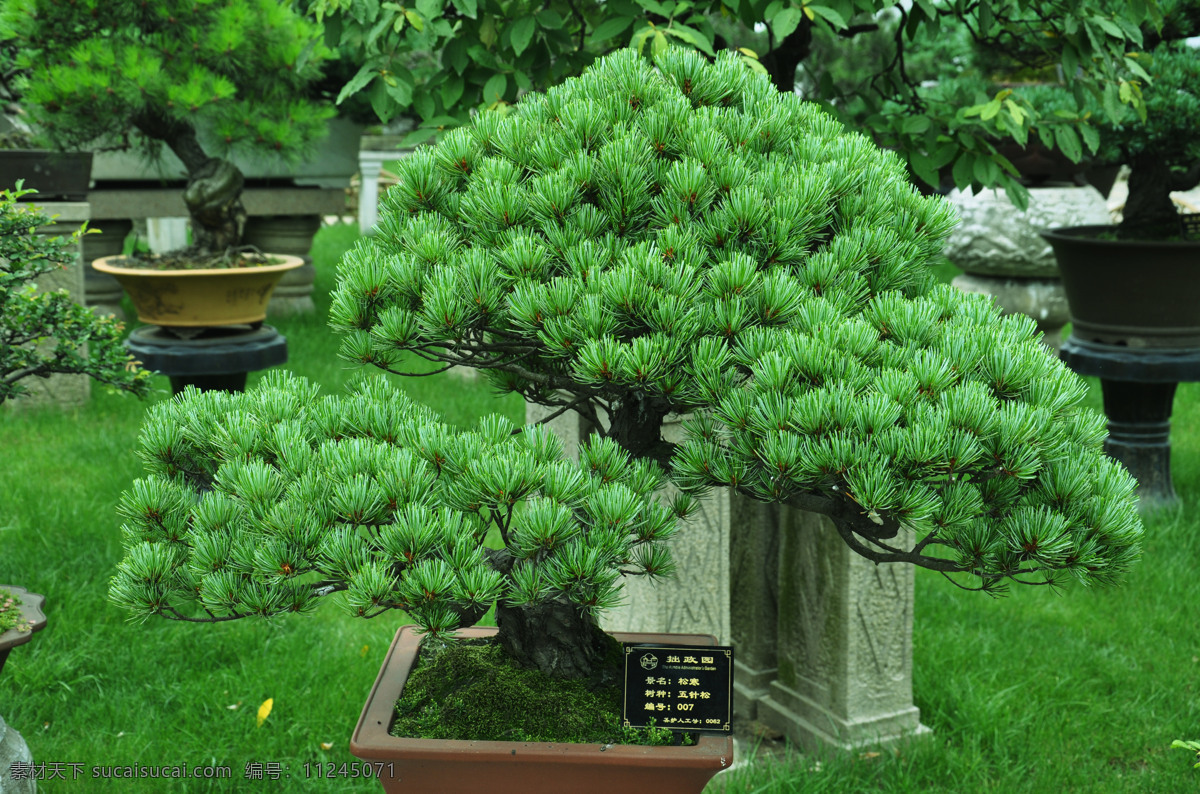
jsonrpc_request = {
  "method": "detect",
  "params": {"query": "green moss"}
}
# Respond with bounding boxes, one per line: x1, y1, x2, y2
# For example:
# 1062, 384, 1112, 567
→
0, 588, 30, 634
390, 638, 691, 746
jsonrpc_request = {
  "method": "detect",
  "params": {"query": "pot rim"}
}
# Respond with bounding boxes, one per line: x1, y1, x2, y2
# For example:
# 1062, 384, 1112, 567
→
1040, 224, 1200, 249
350, 625, 734, 768
91, 253, 304, 277
0, 585, 47, 652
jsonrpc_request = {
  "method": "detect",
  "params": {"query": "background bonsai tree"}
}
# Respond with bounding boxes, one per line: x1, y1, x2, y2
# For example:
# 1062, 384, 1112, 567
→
0, 185, 151, 403
111, 51, 1142, 685
1097, 44, 1200, 239
0, 0, 335, 256
306, 0, 1159, 205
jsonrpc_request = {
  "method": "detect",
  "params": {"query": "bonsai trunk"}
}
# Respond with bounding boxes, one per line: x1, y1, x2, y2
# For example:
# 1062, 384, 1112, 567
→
153, 120, 248, 255
1120, 154, 1200, 240
493, 599, 616, 682
486, 547, 616, 681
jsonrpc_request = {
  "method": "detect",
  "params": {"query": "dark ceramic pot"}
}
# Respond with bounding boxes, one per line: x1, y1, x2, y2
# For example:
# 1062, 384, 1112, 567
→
1041, 225, 1200, 349
0, 150, 93, 201
351, 626, 734, 794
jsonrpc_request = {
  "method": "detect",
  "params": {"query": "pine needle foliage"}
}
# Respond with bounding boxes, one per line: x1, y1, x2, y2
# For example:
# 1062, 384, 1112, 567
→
110, 372, 685, 634
326, 49, 1142, 593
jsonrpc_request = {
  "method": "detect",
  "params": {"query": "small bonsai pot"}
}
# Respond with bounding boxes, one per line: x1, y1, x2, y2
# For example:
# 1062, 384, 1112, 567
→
350, 626, 734, 794
91, 254, 304, 328
0, 586, 47, 678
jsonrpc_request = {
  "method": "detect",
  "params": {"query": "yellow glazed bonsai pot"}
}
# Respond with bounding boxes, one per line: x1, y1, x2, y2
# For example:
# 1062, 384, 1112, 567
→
92, 254, 304, 327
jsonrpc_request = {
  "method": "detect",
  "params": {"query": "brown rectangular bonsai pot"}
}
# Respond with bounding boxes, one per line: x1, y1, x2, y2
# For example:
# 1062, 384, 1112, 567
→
350, 625, 734, 794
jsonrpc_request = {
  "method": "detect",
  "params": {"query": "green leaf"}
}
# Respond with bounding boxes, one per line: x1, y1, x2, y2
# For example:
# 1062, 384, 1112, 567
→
1093, 16, 1123, 38
951, 152, 975, 188
1053, 126, 1082, 163
416, 0, 441, 21
451, 0, 478, 18
979, 98, 1002, 121
909, 152, 940, 190
444, 37, 469, 73
592, 16, 635, 41
1078, 122, 1099, 154
772, 7, 803, 39
901, 115, 931, 135
536, 9, 564, 29
404, 9, 424, 32
666, 22, 715, 55
368, 79, 396, 123
806, 4, 847, 29
441, 75, 465, 108
763, 1, 784, 21
385, 77, 414, 107
401, 127, 440, 147
483, 73, 507, 105
337, 64, 377, 105
414, 91, 435, 120
652, 30, 669, 57
510, 16, 537, 56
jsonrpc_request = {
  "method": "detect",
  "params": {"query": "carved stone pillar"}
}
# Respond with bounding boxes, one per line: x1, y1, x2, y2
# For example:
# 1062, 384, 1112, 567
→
757, 510, 928, 750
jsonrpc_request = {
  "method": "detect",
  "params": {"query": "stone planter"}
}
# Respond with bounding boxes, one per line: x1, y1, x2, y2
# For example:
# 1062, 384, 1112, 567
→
242, 215, 322, 317
350, 626, 733, 794
944, 185, 1111, 349
91, 255, 303, 329
0, 150, 92, 201
80, 218, 134, 319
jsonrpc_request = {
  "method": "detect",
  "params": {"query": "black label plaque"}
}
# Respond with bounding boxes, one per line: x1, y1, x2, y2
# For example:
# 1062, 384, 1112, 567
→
622, 643, 733, 733
1182, 213, 1200, 241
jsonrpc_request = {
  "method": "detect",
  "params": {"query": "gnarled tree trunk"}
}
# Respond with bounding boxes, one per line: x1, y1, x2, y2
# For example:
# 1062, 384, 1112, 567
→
139, 116, 248, 255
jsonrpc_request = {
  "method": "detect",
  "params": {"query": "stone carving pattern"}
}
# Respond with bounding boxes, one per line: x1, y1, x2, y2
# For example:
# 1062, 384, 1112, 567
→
944, 186, 1111, 278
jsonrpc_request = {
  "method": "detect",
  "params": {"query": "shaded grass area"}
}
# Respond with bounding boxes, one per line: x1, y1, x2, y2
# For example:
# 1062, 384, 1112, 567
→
0, 223, 521, 792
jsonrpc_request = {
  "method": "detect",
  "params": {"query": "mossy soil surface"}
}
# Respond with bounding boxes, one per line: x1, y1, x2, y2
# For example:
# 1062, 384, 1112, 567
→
390, 636, 693, 746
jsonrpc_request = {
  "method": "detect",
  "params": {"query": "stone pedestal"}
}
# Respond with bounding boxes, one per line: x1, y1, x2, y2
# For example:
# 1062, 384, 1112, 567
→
526, 401, 924, 749
80, 218, 132, 319
945, 185, 1112, 350
6, 201, 90, 411
358, 137, 414, 233
757, 511, 927, 750
0, 715, 35, 794
243, 214, 323, 317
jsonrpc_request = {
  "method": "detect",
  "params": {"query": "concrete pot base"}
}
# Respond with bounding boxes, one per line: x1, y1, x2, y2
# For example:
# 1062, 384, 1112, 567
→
350, 626, 734, 794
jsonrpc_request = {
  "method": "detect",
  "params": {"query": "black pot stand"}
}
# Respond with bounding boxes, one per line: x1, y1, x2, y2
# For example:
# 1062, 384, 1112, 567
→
1059, 335, 1200, 509
125, 324, 288, 395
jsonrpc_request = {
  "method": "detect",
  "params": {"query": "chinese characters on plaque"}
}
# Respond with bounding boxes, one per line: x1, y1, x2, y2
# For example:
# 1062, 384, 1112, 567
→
621, 643, 733, 733
1182, 213, 1200, 241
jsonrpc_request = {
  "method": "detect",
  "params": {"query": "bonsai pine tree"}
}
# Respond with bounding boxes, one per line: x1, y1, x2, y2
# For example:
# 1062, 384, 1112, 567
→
111, 51, 1142, 684
0, 0, 335, 255
1099, 45, 1200, 239
0, 185, 150, 403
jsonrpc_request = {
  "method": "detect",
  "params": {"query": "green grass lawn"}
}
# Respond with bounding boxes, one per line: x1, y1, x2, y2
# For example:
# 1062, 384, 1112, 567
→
1, 230, 1198, 791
